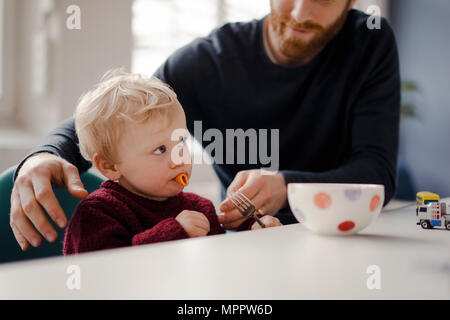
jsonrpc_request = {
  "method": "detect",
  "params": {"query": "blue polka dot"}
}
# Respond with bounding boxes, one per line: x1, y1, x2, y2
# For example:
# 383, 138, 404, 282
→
344, 189, 362, 201
294, 208, 306, 223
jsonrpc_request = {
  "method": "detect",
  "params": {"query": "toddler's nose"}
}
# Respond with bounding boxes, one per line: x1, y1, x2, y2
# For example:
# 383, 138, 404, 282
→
169, 159, 184, 169
169, 145, 191, 168
169, 149, 186, 169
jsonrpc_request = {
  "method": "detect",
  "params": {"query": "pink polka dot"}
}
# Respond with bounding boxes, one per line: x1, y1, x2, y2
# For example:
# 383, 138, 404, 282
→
314, 192, 331, 209
338, 221, 355, 232
370, 195, 381, 212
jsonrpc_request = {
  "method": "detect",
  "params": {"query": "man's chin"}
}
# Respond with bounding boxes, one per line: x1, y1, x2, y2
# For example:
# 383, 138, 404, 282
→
280, 42, 317, 62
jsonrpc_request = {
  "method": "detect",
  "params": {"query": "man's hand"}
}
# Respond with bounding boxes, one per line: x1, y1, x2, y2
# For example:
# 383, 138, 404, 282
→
175, 210, 210, 237
251, 215, 282, 230
218, 170, 288, 230
10, 153, 88, 251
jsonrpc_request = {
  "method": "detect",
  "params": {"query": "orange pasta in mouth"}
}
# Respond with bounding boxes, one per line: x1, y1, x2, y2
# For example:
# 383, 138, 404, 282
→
175, 173, 189, 186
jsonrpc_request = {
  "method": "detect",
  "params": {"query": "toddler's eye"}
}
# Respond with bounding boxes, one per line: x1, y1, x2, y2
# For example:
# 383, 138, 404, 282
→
153, 145, 166, 155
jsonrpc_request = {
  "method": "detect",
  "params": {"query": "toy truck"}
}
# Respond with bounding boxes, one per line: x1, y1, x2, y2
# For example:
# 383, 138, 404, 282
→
416, 191, 450, 230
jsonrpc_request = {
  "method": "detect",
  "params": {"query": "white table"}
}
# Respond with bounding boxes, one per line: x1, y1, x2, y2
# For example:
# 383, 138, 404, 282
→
0, 199, 449, 299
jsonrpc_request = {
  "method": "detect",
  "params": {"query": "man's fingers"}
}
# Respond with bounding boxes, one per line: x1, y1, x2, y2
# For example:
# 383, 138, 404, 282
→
220, 171, 249, 212
10, 187, 31, 250
32, 175, 67, 229
222, 216, 247, 230
220, 173, 261, 213
244, 190, 269, 213
237, 174, 262, 204
263, 220, 281, 228
19, 183, 58, 243
219, 199, 233, 213
220, 208, 248, 229
252, 216, 282, 230
220, 186, 270, 220
251, 221, 263, 230
218, 208, 244, 224
10, 222, 30, 251
227, 171, 248, 195
11, 192, 42, 247
62, 164, 88, 200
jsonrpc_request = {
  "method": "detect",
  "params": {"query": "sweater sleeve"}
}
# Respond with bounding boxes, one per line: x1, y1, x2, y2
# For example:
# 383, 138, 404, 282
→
13, 117, 92, 182
131, 218, 189, 245
281, 19, 400, 206
64, 201, 191, 255
63, 201, 132, 255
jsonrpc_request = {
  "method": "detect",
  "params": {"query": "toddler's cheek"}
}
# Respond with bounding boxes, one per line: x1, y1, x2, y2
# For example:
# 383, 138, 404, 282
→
133, 174, 163, 191
146, 178, 166, 191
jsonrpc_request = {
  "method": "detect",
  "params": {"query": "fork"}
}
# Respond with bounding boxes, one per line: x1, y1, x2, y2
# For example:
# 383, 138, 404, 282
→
228, 190, 266, 228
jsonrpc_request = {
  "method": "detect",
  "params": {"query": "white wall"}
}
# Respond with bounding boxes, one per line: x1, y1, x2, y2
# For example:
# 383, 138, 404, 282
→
15, 0, 133, 133
0, 0, 133, 172
391, 0, 450, 197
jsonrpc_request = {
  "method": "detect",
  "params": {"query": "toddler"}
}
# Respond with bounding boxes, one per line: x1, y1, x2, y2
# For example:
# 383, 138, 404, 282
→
64, 70, 281, 254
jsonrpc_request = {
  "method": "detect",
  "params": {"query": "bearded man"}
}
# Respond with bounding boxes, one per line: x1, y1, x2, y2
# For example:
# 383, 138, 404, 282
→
11, 0, 400, 250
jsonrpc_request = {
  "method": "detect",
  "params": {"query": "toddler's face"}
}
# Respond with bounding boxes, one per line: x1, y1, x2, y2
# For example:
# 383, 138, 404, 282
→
115, 108, 192, 201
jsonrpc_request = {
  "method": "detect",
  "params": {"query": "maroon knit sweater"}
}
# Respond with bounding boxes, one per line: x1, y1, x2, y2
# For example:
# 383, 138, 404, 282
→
63, 180, 253, 255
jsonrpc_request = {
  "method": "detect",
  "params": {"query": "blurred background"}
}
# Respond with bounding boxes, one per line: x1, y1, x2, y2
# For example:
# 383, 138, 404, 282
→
0, 0, 448, 208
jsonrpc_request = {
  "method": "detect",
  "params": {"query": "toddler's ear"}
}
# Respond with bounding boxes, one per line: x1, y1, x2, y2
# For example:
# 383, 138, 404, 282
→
93, 153, 121, 180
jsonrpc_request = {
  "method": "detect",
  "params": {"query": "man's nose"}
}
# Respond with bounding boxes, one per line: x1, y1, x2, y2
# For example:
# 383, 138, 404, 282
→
290, 0, 312, 24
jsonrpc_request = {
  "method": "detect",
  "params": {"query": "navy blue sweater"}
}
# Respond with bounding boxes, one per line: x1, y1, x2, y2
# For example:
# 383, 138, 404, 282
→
15, 10, 400, 224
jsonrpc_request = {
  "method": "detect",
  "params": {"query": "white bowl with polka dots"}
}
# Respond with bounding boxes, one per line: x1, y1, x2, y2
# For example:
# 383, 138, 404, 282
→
287, 183, 385, 236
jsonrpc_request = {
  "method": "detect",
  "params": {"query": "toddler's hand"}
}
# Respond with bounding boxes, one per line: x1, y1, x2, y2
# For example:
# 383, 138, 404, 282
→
176, 210, 210, 237
251, 215, 282, 230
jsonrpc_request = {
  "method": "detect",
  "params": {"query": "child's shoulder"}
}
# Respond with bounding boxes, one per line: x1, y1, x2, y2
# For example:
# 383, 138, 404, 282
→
77, 180, 128, 209
82, 185, 114, 202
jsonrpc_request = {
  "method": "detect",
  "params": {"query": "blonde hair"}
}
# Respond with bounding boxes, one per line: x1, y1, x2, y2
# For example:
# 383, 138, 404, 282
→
74, 68, 181, 163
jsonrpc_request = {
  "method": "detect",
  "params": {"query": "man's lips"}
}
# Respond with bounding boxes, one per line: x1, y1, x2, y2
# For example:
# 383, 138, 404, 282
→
287, 25, 313, 35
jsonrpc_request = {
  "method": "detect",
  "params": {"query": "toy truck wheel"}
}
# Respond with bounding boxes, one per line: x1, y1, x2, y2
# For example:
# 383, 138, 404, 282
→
446, 222, 450, 230
420, 220, 431, 229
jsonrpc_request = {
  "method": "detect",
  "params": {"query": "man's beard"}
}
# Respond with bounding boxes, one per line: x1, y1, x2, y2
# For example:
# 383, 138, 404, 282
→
268, 5, 350, 63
